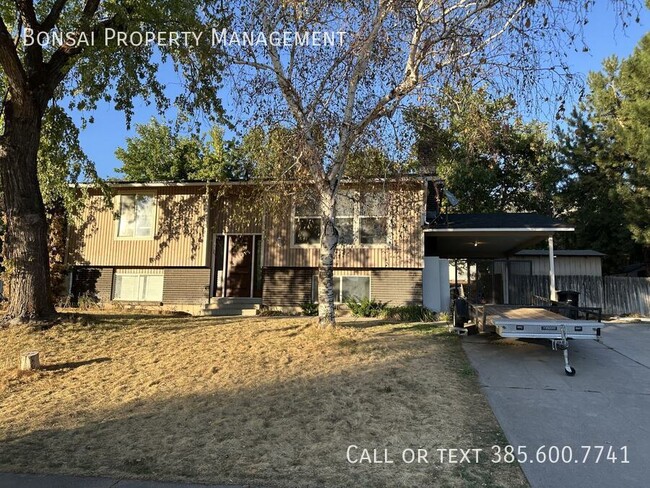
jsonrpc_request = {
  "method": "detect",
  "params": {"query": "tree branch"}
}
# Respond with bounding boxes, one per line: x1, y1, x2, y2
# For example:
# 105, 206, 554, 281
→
15, 0, 39, 30
261, 14, 327, 184
0, 15, 28, 97
328, 0, 390, 183
43, 14, 115, 100
41, 0, 69, 32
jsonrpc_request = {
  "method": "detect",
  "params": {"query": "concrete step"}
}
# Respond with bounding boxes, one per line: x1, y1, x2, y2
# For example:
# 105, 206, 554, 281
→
209, 297, 262, 306
203, 303, 258, 311
200, 308, 258, 317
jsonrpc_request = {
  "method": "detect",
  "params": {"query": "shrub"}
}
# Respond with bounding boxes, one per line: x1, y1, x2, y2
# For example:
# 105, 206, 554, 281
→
345, 297, 388, 317
77, 292, 99, 310
381, 305, 438, 322
300, 301, 319, 316
438, 311, 451, 324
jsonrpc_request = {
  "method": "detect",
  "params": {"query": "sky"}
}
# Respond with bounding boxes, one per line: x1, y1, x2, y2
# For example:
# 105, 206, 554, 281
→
74, 2, 649, 179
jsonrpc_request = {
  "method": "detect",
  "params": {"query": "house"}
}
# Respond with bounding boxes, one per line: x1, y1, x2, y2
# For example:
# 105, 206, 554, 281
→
66, 179, 573, 315
67, 179, 424, 315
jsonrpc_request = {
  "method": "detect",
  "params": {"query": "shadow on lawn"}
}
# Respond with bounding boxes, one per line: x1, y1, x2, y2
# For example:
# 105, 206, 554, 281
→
0, 330, 520, 488
42, 357, 111, 372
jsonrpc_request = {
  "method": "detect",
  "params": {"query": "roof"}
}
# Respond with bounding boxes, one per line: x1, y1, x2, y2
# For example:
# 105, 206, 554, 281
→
515, 249, 605, 257
424, 213, 573, 232
80, 174, 435, 188
423, 213, 574, 259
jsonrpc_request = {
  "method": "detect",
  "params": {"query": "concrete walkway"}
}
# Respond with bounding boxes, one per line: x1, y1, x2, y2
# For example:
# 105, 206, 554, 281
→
462, 323, 650, 488
0, 473, 249, 488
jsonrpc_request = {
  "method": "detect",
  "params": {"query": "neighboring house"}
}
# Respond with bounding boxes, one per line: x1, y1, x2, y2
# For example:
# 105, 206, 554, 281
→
447, 249, 604, 306
449, 249, 604, 284
66, 179, 574, 315
509, 250, 604, 277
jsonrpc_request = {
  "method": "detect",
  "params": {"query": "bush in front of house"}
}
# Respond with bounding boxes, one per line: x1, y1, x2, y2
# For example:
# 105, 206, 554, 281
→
381, 305, 438, 322
300, 301, 319, 316
345, 297, 388, 317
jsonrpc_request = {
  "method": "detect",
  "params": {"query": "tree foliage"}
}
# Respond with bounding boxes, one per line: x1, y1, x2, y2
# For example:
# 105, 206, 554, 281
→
555, 30, 650, 271
407, 85, 561, 215
555, 108, 640, 273
584, 35, 650, 248
115, 119, 242, 182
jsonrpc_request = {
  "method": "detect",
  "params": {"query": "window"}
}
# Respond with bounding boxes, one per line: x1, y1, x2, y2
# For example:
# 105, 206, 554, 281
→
335, 190, 355, 245
292, 190, 389, 247
311, 274, 370, 303
113, 270, 164, 302
117, 194, 156, 238
359, 193, 388, 245
341, 276, 370, 301
293, 196, 321, 245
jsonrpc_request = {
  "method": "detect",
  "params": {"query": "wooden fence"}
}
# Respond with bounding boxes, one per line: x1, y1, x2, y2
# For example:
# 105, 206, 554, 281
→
509, 275, 650, 316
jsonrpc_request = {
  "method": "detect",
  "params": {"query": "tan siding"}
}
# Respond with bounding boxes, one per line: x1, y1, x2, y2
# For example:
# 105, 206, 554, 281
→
68, 187, 208, 267
162, 268, 211, 304
264, 185, 424, 269
72, 267, 113, 302
371, 269, 422, 305
212, 188, 264, 234
511, 256, 603, 277
334, 269, 371, 276
262, 268, 314, 307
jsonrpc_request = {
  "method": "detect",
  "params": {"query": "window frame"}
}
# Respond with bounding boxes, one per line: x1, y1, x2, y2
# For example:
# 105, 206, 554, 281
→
115, 192, 158, 240
291, 197, 321, 247
311, 274, 371, 303
334, 189, 356, 246
291, 190, 390, 249
112, 269, 164, 302
358, 192, 389, 246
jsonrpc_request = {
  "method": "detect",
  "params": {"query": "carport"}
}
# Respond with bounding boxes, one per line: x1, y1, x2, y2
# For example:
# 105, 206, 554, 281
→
422, 213, 574, 309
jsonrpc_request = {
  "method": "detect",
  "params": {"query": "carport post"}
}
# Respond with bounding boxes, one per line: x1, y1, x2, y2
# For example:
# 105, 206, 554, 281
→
548, 236, 557, 301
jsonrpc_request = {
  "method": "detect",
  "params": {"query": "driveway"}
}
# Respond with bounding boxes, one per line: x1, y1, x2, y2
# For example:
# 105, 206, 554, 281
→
462, 322, 650, 488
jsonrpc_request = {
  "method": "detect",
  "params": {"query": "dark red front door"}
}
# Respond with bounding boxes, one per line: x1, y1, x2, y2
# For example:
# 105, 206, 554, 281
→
226, 235, 253, 297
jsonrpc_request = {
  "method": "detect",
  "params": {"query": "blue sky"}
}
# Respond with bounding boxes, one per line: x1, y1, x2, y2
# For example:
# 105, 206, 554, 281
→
76, 3, 649, 179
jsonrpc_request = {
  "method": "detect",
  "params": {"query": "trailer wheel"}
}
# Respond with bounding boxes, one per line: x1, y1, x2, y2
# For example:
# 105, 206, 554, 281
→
565, 366, 576, 376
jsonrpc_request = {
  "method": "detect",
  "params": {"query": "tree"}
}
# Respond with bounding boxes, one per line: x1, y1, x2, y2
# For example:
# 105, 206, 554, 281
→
406, 85, 561, 214
0, 1, 226, 323
555, 29, 650, 271
115, 119, 241, 182
222, 0, 634, 325
586, 34, 650, 252
555, 108, 641, 273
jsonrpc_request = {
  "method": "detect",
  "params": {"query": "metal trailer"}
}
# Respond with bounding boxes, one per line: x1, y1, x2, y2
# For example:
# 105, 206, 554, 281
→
469, 304, 603, 376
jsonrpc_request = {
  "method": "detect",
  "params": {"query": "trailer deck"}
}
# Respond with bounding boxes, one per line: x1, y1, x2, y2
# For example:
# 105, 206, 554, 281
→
468, 304, 603, 375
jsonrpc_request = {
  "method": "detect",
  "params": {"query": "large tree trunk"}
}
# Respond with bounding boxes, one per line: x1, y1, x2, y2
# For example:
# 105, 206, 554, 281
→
0, 97, 56, 324
317, 189, 338, 326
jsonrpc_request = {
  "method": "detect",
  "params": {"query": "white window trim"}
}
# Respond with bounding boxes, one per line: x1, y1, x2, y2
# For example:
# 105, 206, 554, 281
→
112, 269, 164, 302
115, 191, 158, 240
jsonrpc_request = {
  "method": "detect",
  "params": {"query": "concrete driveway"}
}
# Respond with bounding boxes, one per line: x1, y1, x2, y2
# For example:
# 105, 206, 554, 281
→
462, 322, 650, 488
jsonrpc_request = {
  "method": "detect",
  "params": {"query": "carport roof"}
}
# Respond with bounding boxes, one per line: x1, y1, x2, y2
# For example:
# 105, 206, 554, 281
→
425, 213, 572, 231
424, 213, 574, 259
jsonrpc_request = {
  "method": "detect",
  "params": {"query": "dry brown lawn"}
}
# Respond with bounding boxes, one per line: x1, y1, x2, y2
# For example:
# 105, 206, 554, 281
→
0, 312, 527, 488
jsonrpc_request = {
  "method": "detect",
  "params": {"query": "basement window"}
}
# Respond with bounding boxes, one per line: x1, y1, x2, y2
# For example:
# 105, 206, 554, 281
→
113, 269, 163, 302
311, 275, 370, 303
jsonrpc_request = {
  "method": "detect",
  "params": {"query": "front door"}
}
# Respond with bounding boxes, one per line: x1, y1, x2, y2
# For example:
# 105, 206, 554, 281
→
226, 235, 254, 297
